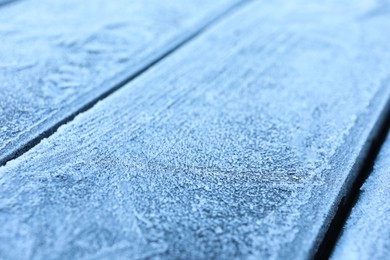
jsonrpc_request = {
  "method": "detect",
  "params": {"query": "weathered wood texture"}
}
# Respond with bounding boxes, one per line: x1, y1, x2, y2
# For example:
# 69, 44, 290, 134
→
1, 0, 390, 259
332, 132, 390, 260
0, 0, 245, 164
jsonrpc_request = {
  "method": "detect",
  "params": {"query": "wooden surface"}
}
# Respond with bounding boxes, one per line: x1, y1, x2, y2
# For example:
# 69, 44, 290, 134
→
0, 0, 245, 165
1, 0, 390, 259
332, 133, 390, 260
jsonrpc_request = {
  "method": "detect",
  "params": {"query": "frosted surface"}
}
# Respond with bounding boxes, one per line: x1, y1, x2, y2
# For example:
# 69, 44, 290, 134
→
0, 0, 243, 163
332, 134, 390, 260
1, 0, 390, 259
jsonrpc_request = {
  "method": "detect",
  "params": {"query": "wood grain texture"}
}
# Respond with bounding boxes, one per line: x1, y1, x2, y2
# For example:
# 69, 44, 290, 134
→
1, 0, 390, 259
332, 133, 390, 260
0, 0, 245, 164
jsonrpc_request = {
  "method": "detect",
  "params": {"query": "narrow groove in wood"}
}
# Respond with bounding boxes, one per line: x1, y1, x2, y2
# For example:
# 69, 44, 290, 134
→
0, 0, 253, 167
315, 92, 390, 259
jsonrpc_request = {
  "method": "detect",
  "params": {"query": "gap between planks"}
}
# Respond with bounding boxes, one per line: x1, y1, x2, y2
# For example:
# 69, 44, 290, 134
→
315, 89, 390, 259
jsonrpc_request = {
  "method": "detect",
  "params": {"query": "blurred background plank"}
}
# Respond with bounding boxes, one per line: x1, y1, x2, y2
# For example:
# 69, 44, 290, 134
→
1, 0, 390, 259
0, 0, 247, 165
332, 131, 390, 260
0, 0, 15, 6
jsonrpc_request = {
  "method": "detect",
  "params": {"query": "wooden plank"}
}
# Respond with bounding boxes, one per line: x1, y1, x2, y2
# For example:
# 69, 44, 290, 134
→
1, 0, 390, 259
0, 0, 246, 165
332, 132, 390, 259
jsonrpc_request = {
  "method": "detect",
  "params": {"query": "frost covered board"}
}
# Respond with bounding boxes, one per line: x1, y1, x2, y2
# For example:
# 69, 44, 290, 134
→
1, 0, 390, 259
0, 0, 245, 164
332, 132, 390, 260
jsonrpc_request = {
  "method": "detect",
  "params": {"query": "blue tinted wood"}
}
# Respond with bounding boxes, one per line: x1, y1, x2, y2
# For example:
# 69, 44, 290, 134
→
0, 0, 245, 164
332, 133, 390, 260
1, 0, 390, 259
